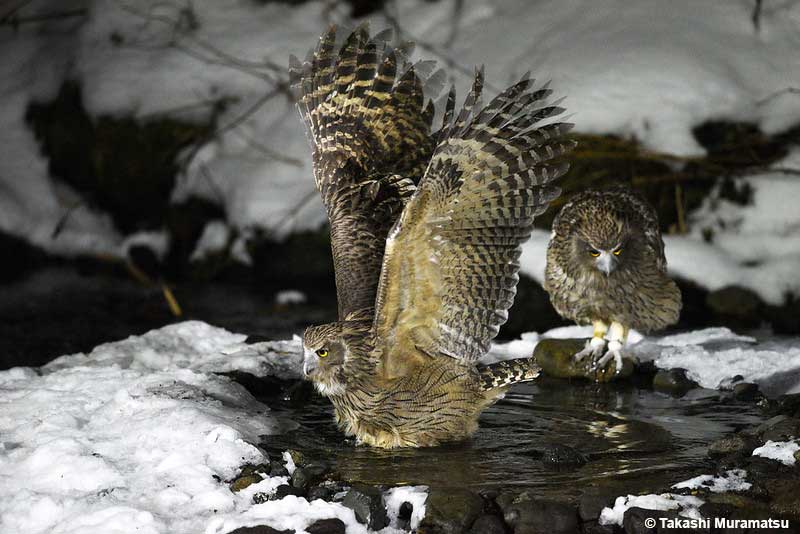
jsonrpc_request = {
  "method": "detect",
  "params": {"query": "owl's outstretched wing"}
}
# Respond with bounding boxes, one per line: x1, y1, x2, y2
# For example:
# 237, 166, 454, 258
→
372, 70, 575, 377
290, 25, 442, 320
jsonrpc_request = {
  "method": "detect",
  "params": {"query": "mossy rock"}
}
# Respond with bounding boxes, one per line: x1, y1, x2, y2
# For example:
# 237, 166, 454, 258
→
534, 338, 633, 382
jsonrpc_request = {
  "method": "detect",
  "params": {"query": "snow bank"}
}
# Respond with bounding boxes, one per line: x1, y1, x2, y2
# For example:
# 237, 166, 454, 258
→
44, 321, 304, 380
0, 321, 422, 534
752, 440, 800, 466
2, 0, 799, 290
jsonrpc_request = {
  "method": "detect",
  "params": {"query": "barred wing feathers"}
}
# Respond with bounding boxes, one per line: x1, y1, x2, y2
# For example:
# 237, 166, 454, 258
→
289, 25, 442, 319
373, 71, 575, 376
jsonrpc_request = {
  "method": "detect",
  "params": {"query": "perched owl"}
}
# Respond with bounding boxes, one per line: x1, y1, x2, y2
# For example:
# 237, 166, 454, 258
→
543, 188, 682, 373
290, 25, 575, 448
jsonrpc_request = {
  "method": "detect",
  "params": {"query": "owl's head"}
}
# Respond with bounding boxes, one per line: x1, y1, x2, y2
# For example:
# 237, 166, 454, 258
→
572, 208, 639, 276
302, 322, 348, 396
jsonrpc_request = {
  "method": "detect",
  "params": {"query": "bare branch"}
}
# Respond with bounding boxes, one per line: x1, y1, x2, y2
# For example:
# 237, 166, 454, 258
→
756, 87, 800, 106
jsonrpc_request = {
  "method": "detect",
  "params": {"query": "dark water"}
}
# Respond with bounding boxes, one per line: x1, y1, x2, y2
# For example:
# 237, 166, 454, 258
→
264, 379, 762, 499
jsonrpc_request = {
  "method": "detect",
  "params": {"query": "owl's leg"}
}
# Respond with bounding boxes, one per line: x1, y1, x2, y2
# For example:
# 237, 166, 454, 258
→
574, 320, 608, 361
594, 322, 629, 372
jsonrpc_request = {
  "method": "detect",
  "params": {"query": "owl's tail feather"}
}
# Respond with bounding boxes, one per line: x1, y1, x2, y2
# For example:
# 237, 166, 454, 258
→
289, 24, 443, 182
478, 358, 542, 391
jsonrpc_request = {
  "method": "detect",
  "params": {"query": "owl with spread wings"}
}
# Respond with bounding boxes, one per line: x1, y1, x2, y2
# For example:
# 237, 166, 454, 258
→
289, 25, 575, 448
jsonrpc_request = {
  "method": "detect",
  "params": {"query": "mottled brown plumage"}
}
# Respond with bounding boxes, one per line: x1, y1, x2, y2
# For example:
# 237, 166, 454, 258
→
291, 25, 574, 448
544, 187, 682, 372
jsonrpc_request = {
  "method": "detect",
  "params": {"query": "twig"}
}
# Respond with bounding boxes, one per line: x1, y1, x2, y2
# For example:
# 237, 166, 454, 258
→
756, 87, 800, 106
752, 0, 763, 32
381, 9, 503, 93
0, 7, 87, 28
674, 183, 687, 234
51, 201, 84, 239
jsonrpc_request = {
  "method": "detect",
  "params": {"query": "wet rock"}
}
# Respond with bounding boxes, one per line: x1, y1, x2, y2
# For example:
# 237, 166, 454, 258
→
270, 461, 289, 477
285, 449, 307, 468
291, 462, 329, 490
706, 285, 763, 328
708, 434, 759, 458
468, 514, 507, 534
541, 444, 588, 467
419, 488, 484, 534
262, 484, 304, 502
305, 518, 346, 534
767, 298, 800, 335
652, 368, 698, 396
622, 507, 683, 533
578, 493, 615, 522
534, 338, 633, 382
765, 393, 800, 418
397, 501, 414, 530
698, 501, 735, 522
497, 493, 579, 534
227, 527, 293, 534
342, 485, 389, 531
307, 484, 335, 502
765, 479, 800, 520
750, 415, 800, 442
732, 382, 761, 401
230, 463, 270, 492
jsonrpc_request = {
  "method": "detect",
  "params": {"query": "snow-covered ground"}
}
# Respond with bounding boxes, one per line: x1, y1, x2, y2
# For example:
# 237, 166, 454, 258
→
2, 0, 800, 305
0, 322, 425, 534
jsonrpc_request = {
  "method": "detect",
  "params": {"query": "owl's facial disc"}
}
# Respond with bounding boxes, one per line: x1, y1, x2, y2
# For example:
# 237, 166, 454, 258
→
301, 337, 346, 396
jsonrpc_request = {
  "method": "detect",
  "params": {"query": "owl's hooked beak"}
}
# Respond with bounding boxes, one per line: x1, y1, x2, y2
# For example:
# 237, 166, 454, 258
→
595, 251, 618, 276
302, 349, 318, 377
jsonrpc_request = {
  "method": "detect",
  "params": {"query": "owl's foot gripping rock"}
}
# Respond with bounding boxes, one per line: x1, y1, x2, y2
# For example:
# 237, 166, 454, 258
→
573, 336, 606, 362
593, 339, 625, 373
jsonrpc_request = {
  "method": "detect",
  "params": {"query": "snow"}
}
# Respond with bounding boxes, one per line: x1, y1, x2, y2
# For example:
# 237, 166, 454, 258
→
190, 221, 231, 262
599, 493, 704, 526
0, 321, 424, 534
601, 469, 751, 526
275, 290, 308, 306
672, 469, 752, 493
384, 486, 428, 530
752, 440, 800, 466
45, 321, 304, 380
2, 0, 800, 308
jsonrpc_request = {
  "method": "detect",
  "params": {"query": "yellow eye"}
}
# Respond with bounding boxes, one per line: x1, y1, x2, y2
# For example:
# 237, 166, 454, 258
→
613, 248, 622, 256
316, 349, 328, 358
589, 250, 600, 257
